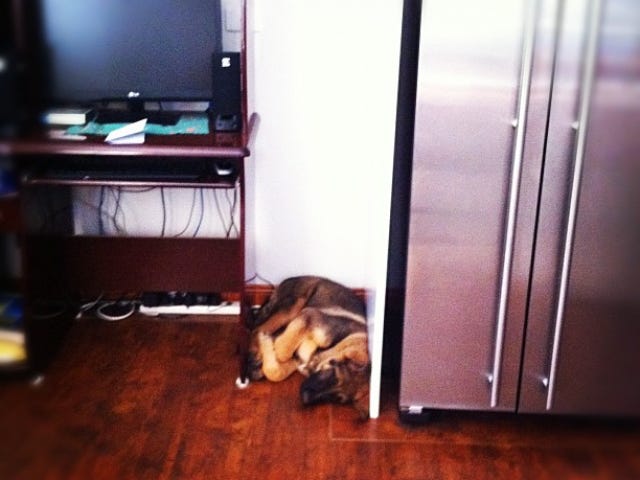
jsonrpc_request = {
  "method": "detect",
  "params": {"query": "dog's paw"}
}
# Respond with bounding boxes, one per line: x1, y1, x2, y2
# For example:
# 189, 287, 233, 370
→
305, 353, 332, 373
256, 331, 273, 349
296, 363, 310, 376
304, 356, 320, 373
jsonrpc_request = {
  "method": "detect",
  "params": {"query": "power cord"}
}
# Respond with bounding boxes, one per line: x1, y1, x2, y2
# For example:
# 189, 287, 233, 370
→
95, 300, 137, 321
75, 293, 105, 319
245, 272, 275, 288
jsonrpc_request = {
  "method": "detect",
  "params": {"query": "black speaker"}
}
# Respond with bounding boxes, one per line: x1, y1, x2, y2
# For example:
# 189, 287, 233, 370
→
0, 1, 19, 136
211, 52, 242, 131
0, 52, 19, 137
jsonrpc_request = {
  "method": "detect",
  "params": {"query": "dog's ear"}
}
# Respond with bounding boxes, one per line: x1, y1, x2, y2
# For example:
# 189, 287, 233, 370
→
344, 359, 370, 420
353, 388, 370, 421
345, 357, 369, 372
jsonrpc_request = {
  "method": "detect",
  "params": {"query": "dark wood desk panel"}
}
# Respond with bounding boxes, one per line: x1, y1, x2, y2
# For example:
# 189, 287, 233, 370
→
24, 236, 243, 297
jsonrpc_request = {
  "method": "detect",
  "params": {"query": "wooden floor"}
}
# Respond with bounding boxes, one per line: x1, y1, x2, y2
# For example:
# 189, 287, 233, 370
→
1, 315, 639, 479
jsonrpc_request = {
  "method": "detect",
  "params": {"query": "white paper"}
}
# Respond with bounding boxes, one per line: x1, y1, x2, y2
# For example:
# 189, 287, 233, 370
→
105, 119, 147, 144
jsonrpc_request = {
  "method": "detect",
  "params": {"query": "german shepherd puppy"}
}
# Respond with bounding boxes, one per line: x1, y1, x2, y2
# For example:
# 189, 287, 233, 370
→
245, 276, 370, 418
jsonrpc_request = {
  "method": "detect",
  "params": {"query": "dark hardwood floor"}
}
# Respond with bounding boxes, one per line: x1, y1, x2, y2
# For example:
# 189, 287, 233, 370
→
1, 315, 639, 479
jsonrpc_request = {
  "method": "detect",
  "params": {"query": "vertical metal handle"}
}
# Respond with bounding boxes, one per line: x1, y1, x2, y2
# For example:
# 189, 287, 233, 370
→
490, 0, 539, 408
545, 0, 603, 411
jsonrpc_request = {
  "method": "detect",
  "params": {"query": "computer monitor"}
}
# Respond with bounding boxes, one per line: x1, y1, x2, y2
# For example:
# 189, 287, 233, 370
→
36, 0, 223, 114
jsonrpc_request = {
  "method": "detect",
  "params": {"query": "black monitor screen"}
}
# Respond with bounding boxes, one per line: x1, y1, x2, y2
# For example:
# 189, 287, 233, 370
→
38, 0, 222, 104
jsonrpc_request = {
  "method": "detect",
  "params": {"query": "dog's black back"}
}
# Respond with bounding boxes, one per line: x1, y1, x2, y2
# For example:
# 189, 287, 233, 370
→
251, 276, 365, 329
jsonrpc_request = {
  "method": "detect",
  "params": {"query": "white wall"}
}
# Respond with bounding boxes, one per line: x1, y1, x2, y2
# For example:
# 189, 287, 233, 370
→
247, 0, 403, 289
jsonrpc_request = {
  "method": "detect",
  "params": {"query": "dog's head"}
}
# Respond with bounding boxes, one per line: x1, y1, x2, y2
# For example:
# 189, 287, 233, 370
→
300, 358, 370, 419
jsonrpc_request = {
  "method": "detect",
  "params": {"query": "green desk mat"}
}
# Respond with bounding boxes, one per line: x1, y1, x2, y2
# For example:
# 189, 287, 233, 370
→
67, 114, 209, 136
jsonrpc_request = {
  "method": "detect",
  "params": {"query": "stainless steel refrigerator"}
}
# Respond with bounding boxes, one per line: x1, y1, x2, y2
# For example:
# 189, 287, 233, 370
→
398, 0, 640, 417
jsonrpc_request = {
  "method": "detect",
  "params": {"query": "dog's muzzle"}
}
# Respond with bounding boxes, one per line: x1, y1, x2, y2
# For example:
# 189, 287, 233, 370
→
300, 368, 345, 406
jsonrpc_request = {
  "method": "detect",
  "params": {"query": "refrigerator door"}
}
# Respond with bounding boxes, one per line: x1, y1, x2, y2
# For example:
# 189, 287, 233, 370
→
520, 0, 640, 415
399, 0, 555, 413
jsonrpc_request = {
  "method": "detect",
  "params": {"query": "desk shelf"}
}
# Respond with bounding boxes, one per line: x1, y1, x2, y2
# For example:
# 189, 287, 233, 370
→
3, 114, 257, 159
1, 113, 257, 372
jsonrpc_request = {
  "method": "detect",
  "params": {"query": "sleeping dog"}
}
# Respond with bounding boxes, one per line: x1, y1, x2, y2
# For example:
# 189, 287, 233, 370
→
245, 276, 370, 418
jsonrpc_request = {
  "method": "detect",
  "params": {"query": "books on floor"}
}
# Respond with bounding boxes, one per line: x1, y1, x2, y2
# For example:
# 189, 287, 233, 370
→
0, 330, 25, 364
0, 293, 25, 364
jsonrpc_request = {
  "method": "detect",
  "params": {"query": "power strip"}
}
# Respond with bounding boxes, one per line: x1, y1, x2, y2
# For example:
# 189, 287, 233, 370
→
139, 301, 240, 316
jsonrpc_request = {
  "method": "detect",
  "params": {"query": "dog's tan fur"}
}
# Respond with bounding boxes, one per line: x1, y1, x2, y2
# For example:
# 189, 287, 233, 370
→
246, 276, 370, 417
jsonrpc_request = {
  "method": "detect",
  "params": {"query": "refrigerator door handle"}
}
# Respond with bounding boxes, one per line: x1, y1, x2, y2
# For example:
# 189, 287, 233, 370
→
490, 0, 539, 408
544, 0, 603, 411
